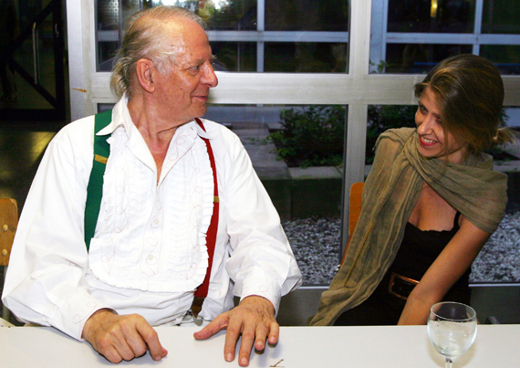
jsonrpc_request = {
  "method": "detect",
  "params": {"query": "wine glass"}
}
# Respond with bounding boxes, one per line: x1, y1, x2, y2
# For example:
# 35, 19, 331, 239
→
427, 301, 477, 368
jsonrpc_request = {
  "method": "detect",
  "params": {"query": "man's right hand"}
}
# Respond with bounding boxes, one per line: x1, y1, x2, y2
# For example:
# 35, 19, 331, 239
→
82, 309, 168, 363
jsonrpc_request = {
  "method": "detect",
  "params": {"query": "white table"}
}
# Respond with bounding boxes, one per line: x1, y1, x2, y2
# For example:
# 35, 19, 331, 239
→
1, 324, 518, 367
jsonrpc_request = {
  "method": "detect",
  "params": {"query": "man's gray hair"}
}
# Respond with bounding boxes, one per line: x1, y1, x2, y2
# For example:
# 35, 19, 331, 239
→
110, 6, 206, 98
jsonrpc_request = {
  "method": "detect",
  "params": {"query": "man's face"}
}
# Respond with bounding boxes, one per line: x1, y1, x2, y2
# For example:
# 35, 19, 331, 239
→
153, 19, 218, 125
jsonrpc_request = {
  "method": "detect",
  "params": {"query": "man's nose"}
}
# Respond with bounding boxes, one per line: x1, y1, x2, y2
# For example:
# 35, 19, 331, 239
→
203, 63, 218, 88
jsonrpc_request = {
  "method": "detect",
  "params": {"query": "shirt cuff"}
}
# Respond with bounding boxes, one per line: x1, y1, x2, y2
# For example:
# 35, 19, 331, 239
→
52, 292, 114, 341
238, 273, 281, 315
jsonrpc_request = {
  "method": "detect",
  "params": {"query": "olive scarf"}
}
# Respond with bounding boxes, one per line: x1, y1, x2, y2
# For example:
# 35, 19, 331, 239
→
308, 128, 508, 326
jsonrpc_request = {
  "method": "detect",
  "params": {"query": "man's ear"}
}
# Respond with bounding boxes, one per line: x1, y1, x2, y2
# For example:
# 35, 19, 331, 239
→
135, 59, 155, 93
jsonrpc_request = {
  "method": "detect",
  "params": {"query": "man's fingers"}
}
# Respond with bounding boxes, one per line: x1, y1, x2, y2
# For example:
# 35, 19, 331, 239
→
237, 324, 256, 367
223, 315, 243, 363
252, 323, 269, 351
193, 314, 229, 341
83, 312, 167, 363
267, 321, 279, 346
100, 345, 124, 363
135, 321, 167, 361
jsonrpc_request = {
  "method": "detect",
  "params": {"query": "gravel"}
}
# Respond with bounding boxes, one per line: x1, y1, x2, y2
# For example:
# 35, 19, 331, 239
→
283, 210, 520, 286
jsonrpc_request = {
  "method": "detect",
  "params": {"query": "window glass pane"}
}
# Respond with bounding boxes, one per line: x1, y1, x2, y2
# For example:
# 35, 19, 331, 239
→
384, 44, 472, 74
387, 0, 474, 33
265, 0, 349, 32
480, 45, 520, 75
366, 105, 416, 165
482, 0, 520, 34
96, 0, 140, 71
203, 0, 257, 30
95, 0, 350, 73
210, 42, 256, 72
264, 43, 347, 73
205, 104, 345, 286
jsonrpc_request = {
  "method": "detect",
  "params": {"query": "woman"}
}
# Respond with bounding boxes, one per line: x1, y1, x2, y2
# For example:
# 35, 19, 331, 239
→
309, 54, 514, 326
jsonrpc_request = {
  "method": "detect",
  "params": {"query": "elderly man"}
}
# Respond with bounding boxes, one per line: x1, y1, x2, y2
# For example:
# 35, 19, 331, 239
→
2, 6, 301, 367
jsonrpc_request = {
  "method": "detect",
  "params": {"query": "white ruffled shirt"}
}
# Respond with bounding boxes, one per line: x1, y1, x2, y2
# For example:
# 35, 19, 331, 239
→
2, 97, 302, 340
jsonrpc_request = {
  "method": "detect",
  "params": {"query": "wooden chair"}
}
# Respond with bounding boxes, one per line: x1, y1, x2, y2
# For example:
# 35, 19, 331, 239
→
0, 198, 18, 322
340, 182, 364, 265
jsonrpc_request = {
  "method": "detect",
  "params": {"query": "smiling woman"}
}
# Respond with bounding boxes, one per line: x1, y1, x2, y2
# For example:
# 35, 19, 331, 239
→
309, 54, 515, 328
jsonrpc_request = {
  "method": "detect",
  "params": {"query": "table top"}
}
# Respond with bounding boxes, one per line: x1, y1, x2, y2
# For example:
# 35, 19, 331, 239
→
1, 324, 519, 367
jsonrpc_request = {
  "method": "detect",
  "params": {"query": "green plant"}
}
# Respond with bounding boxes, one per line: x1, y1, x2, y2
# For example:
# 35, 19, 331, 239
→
366, 105, 417, 164
269, 106, 345, 168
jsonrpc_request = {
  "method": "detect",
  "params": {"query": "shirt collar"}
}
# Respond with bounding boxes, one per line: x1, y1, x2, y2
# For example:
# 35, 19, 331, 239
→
97, 94, 212, 141
97, 94, 132, 136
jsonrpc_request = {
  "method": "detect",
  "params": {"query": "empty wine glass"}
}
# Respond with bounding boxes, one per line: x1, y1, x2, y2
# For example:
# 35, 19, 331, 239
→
427, 301, 477, 368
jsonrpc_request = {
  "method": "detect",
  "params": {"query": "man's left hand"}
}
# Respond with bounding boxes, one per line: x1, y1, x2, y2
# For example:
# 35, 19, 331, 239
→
193, 295, 277, 367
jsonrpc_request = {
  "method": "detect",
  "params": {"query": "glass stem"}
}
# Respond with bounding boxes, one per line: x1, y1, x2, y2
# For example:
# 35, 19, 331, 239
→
445, 358, 453, 368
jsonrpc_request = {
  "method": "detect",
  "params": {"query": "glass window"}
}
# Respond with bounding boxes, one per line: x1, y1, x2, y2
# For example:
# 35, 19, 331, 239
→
371, 0, 520, 75
482, 0, 520, 34
265, 0, 349, 32
264, 42, 347, 73
387, 0, 474, 33
480, 45, 520, 75
95, 0, 350, 73
205, 104, 345, 286
211, 42, 256, 72
384, 44, 472, 74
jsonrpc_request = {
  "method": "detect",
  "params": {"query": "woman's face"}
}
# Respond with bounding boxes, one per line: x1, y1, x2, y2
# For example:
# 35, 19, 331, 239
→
415, 87, 468, 164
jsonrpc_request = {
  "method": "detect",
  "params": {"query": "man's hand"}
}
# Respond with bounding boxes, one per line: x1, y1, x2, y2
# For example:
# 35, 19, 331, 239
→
193, 296, 278, 367
82, 309, 168, 363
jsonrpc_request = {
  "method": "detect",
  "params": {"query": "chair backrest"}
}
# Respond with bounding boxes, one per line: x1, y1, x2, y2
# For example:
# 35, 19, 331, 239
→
0, 199, 18, 267
341, 182, 364, 265
349, 182, 364, 237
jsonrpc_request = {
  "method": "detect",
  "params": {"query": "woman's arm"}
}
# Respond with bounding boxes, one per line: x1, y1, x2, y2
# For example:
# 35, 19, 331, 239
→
397, 217, 490, 325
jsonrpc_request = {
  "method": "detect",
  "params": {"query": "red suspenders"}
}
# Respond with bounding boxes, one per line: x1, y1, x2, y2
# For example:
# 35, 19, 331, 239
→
194, 118, 219, 301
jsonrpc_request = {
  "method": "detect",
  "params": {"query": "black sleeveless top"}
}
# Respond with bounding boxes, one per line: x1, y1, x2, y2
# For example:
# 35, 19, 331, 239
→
387, 211, 471, 304
334, 212, 471, 326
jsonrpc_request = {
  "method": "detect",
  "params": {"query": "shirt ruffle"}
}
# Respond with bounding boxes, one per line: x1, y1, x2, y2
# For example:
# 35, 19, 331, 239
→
88, 120, 214, 293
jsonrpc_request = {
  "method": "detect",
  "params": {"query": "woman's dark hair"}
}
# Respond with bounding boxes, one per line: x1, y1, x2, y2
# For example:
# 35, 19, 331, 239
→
414, 54, 514, 156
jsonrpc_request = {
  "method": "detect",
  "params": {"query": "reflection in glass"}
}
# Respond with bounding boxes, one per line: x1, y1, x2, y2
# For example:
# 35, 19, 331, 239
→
482, 0, 520, 34
265, 0, 349, 32
265, 43, 347, 73
387, 0, 474, 33
481, 45, 520, 75
384, 44, 472, 74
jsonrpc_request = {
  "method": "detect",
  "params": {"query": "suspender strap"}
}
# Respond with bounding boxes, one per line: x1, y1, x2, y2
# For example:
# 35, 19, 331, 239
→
194, 117, 219, 299
84, 110, 112, 250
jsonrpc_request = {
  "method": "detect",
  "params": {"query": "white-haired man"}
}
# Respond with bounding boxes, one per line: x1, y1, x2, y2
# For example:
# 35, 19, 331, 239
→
2, 6, 301, 367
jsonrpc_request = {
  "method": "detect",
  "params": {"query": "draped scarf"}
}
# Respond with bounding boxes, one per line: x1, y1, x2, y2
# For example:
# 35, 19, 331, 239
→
308, 128, 508, 326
